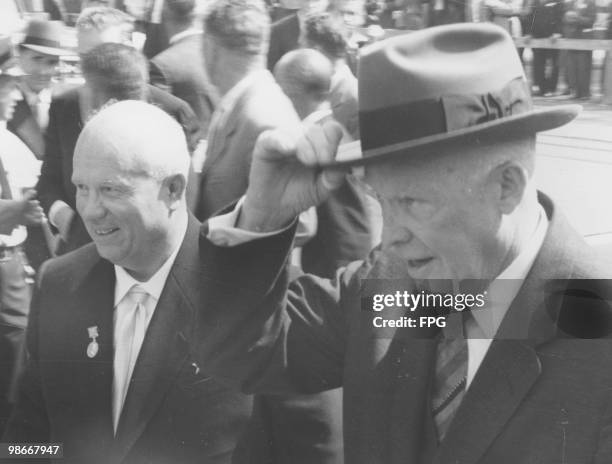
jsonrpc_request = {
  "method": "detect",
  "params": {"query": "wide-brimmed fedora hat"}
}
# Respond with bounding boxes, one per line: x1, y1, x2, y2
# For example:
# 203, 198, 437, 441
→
0, 36, 26, 77
325, 23, 580, 168
20, 20, 71, 56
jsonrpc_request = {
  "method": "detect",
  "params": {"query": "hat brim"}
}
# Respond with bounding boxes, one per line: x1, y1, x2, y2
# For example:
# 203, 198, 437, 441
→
322, 104, 581, 169
20, 43, 73, 56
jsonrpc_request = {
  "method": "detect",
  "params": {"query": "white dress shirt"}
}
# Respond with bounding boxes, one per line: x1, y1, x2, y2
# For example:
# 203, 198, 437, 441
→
464, 205, 548, 387
19, 83, 51, 131
0, 121, 42, 246
112, 219, 187, 429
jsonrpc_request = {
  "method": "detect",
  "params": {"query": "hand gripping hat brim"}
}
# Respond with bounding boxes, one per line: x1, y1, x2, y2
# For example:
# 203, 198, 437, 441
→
321, 23, 580, 168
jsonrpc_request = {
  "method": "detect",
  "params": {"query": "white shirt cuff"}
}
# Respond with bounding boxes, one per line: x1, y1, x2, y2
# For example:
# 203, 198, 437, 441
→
207, 196, 292, 247
48, 200, 73, 229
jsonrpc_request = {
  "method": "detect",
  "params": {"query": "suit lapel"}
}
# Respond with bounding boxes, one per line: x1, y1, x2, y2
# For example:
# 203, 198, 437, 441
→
203, 72, 271, 172
388, 338, 439, 464
111, 216, 201, 463
7, 97, 44, 157
64, 252, 116, 447
203, 99, 239, 171
435, 340, 540, 464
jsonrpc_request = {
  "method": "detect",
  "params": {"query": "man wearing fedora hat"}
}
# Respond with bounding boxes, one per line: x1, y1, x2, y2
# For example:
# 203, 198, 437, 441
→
196, 23, 612, 463
8, 20, 69, 160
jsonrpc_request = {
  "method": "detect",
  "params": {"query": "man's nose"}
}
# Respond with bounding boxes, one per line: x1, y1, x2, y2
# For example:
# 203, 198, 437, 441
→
78, 193, 106, 221
381, 224, 414, 249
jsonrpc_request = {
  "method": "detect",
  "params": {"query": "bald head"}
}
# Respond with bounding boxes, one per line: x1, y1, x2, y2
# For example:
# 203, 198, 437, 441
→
274, 49, 333, 119
75, 100, 190, 181
73, 101, 190, 280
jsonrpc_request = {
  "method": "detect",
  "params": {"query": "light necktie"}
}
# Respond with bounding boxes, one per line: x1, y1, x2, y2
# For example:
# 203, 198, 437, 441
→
0, 155, 13, 200
431, 315, 468, 442
112, 285, 150, 433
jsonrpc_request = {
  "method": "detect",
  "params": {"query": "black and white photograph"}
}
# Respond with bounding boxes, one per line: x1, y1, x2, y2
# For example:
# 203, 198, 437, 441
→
0, 0, 612, 463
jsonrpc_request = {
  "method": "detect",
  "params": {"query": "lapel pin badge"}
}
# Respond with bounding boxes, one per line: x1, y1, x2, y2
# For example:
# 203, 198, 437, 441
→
87, 326, 99, 358
191, 362, 200, 375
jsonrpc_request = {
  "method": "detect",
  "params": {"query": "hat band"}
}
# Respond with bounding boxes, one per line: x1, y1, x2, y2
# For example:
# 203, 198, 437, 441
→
22, 35, 62, 49
359, 78, 531, 152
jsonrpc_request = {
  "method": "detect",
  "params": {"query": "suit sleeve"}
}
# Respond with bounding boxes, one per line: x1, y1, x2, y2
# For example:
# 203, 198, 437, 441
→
1, 264, 51, 462
36, 98, 69, 216
198, 220, 354, 395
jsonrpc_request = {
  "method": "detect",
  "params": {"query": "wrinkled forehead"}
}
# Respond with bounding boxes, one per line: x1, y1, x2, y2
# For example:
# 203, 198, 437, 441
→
363, 148, 486, 202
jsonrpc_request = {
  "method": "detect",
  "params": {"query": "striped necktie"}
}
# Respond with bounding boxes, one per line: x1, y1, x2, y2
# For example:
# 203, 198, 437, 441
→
431, 323, 468, 442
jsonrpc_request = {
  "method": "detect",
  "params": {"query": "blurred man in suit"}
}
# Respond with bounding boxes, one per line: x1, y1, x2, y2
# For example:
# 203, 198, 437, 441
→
301, 12, 359, 139
150, 0, 218, 134
523, 0, 564, 95
9, 20, 68, 160
196, 0, 300, 220
198, 24, 612, 463
36, 6, 201, 256
267, 0, 330, 70
274, 48, 373, 277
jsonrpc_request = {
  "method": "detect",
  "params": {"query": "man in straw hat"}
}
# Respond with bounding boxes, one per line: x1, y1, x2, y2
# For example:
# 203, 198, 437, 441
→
197, 23, 612, 463
8, 20, 70, 159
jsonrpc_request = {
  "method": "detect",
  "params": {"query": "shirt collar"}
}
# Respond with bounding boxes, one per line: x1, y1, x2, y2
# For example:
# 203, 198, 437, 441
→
168, 29, 202, 45
19, 82, 50, 103
113, 219, 188, 307
471, 204, 549, 337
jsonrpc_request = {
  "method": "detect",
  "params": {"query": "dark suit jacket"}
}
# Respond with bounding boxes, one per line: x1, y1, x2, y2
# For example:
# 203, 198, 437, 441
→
267, 11, 300, 71
36, 85, 202, 254
7, 95, 45, 160
196, 71, 299, 221
3, 215, 343, 464
199, 193, 612, 464
150, 32, 217, 135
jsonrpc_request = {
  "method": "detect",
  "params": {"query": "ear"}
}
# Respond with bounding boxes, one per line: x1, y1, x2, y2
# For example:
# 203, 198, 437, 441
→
488, 161, 528, 215
163, 174, 186, 211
